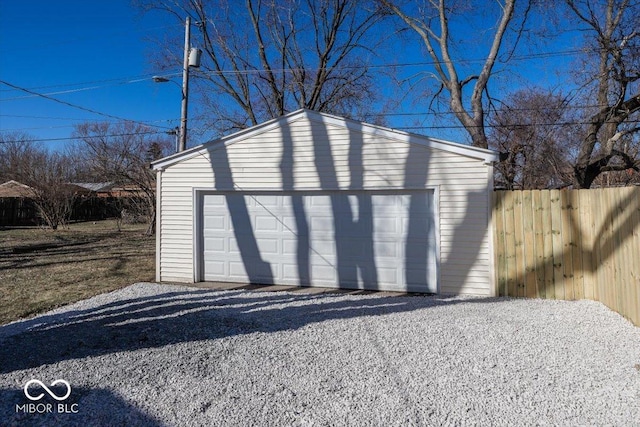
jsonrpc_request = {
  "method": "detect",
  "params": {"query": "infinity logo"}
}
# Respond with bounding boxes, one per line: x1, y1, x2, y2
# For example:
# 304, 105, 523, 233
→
23, 379, 71, 401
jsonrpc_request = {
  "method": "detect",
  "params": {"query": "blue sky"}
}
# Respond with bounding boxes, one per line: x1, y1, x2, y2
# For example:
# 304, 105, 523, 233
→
0, 1, 582, 152
0, 0, 181, 151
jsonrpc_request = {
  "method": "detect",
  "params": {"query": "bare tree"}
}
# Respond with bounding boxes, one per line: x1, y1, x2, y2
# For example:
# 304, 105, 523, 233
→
382, 0, 532, 148
73, 122, 172, 235
137, 0, 388, 134
0, 133, 80, 229
0, 132, 33, 183
488, 89, 577, 189
567, 0, 640, 188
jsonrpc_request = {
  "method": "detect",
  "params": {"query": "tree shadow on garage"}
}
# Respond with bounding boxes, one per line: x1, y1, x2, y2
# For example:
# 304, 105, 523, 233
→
208, 141, 274, 284
309, 119, 379, 289
279, 120, 311, 285
202, 113, 488, 296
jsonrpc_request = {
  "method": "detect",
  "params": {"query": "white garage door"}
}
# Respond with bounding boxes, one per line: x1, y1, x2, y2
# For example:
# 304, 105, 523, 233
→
200, 191, 437, 293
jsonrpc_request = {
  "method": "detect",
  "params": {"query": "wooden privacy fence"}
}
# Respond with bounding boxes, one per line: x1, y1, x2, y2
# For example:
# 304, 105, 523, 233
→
493, 187, 640, 326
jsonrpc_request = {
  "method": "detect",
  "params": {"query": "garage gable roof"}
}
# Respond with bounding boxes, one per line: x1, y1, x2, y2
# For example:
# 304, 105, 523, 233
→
151, 109, 499, 170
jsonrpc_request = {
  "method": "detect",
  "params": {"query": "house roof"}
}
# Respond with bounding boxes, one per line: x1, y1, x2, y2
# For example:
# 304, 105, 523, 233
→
72, 182, 115, 192
0, 180, 34, 198
151, 109, 500, 171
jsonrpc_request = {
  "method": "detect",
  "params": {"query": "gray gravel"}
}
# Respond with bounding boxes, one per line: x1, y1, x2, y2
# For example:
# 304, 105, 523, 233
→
0, 282, 639, 427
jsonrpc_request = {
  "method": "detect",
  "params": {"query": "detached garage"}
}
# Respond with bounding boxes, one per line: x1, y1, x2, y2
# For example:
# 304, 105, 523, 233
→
151, 109, 499, 296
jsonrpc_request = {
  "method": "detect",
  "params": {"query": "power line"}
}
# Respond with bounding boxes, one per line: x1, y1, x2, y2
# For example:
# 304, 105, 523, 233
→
0, 130, 167, 145
0, 73, 183, 101
399, 119, 640, 131
0, 80, 172, 131
191, 48, 589, 77
0, 115, 180, 132
0, 47, 590, 98
2, 102, 627, 126
5, 117, 639, 145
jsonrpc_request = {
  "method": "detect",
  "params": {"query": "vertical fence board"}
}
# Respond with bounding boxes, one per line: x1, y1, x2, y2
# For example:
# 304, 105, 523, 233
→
541, 191, 555, 300
493, 188, 639, 326
579, 190, 595, 300
601, 188, 615, 311
569, 190, 585, 300
493, 192, 508, 297
591, 189, 604, 303
618, 187, 637, 323
504, 192, 518, 297
550, 190, 565, 299
611, 188, 625, 318
532, 191, 546, 299
560, 191, 575, 300
522, 191, 538, 298
513, 191, 526, 297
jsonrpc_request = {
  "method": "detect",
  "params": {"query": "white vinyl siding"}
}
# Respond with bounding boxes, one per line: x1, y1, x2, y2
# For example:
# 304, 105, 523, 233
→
155, 110, 495, 296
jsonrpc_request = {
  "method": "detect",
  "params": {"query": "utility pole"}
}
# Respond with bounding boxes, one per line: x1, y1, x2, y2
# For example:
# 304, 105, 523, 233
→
153, 17, 200, 152
166, 127, 179, 153
179, 16, 191, 152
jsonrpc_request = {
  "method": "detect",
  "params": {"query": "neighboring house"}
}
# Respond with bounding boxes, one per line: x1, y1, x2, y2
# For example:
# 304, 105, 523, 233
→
0, 180, 37, 226
151, 109, 499, 296
0, 181, 121, 225
104, 184, 148, 199
74, 182, 151, 220
74, 182, 115, 195
74, 183, 148, 199
0, 180, 34, 198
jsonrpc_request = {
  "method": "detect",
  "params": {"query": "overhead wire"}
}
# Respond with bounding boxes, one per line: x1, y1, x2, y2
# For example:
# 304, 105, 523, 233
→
0, 46, 633, 144
0, 48, 588, 97
5, 117, 639, 145
0, 80, 173, 131
0, 130, 168, 145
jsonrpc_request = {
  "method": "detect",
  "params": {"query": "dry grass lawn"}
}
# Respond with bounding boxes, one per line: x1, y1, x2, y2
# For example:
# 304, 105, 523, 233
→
0, 220, 155, 325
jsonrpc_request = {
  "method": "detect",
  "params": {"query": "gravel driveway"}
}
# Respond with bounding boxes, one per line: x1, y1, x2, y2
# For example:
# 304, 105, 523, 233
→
0, 282, 639, 426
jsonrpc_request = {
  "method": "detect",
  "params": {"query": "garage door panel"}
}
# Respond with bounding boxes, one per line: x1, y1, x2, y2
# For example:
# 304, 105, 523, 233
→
376, 266, 400, 284
308, 195, 333, 208
336, 239, 378, 259
310, 264, 338, 283
253, 194, 280, 207
310, 239, 337, 258
373, 217, 400, 234
256, 238, 279, 255
203, 236, 225, 252
201, 191, 437, 293
203, 260, 226, 276
203, 195, 226, 208
406, 267, 432, 286
228, 238, 241, 255
282, 239, 298, 255
309, 216, 334, 233
282, 264, 300, 281
203, 214, 226, 230
281, 216, 298, 230
254, 216, 279, 232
